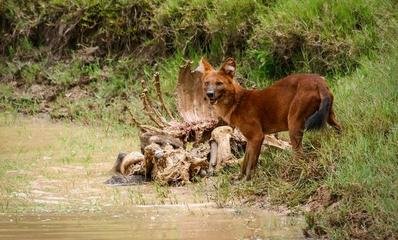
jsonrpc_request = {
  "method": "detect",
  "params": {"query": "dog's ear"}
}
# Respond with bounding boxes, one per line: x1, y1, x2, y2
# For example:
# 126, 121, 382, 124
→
219, 57, 236, 78
195, 57, 214, 73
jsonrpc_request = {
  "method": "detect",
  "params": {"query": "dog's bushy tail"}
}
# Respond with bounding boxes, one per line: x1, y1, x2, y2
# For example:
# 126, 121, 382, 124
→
305, 84, 331, 130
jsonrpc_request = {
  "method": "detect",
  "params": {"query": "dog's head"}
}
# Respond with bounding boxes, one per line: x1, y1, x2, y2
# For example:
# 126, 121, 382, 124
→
196, 57, 236, 105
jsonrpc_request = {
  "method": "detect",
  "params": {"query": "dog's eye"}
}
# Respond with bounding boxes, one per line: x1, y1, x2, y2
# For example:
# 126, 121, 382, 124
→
216, 81, 223, 86
204, 82, 209, 86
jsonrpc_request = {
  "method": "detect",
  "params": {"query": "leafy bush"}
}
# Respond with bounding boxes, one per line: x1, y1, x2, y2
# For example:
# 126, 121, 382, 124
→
247, 0, 395, 78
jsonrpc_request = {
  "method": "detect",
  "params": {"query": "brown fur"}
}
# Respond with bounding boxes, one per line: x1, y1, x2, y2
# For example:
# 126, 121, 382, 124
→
198, 57, 341, 180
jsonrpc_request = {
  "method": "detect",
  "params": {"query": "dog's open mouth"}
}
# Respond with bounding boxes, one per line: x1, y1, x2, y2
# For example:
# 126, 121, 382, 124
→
208, 93, 223, 105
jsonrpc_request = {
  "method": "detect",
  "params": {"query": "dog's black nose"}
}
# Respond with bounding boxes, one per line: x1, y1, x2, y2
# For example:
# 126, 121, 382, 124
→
206, 91, 215, 99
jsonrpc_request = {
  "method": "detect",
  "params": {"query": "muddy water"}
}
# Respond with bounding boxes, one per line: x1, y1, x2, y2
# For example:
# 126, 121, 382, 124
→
0, 207, 304, 240
0, 115, 305, 239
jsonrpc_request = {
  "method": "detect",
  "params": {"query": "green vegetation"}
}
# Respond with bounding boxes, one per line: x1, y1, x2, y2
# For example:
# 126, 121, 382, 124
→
1, 0, 397, 239
220, 47, 398, 239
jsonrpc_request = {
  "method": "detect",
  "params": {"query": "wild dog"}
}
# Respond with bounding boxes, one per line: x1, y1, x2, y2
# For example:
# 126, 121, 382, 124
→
197, 57, 341, 180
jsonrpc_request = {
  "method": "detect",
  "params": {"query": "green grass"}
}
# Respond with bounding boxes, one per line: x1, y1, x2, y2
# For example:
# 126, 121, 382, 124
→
246, 0, 396, 80
311, 45, 398, 239
217, 43, 398, 239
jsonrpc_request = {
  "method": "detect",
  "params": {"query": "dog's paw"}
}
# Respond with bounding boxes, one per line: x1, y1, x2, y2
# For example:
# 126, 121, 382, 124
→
230, 173, 244, 183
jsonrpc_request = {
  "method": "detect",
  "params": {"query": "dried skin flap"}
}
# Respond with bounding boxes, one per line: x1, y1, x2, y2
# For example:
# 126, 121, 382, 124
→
176, 61, 217, 123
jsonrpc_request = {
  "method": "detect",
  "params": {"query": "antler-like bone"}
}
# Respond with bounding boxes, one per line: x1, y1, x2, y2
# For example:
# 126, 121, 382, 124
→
140, 91, 165, 128
140, 79, 170, 127
127, 105, 164, 132
126, 106, 144, 128
153, 72, 175, 120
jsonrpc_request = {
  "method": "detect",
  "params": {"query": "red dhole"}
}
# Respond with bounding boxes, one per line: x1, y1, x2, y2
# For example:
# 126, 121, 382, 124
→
197, 57, 341, 180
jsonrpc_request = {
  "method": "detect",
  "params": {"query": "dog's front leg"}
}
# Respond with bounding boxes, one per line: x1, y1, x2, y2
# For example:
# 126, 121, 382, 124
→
237, 121, 264, 180
244, 135, 264, 180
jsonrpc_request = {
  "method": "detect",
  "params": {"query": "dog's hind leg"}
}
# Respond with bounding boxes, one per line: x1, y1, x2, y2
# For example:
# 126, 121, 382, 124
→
288, 94, 315, 156
327, 107, 342, 133
240, 150, 249, 179
288, 125, 304, 158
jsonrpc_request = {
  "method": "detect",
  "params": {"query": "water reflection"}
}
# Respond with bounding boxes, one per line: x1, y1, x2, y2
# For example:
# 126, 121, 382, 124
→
0, 206, 304, 240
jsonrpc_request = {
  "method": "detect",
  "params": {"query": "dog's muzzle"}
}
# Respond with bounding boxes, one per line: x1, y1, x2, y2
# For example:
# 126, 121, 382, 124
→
206, 91, 215, 99
206, 91, 217, 104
